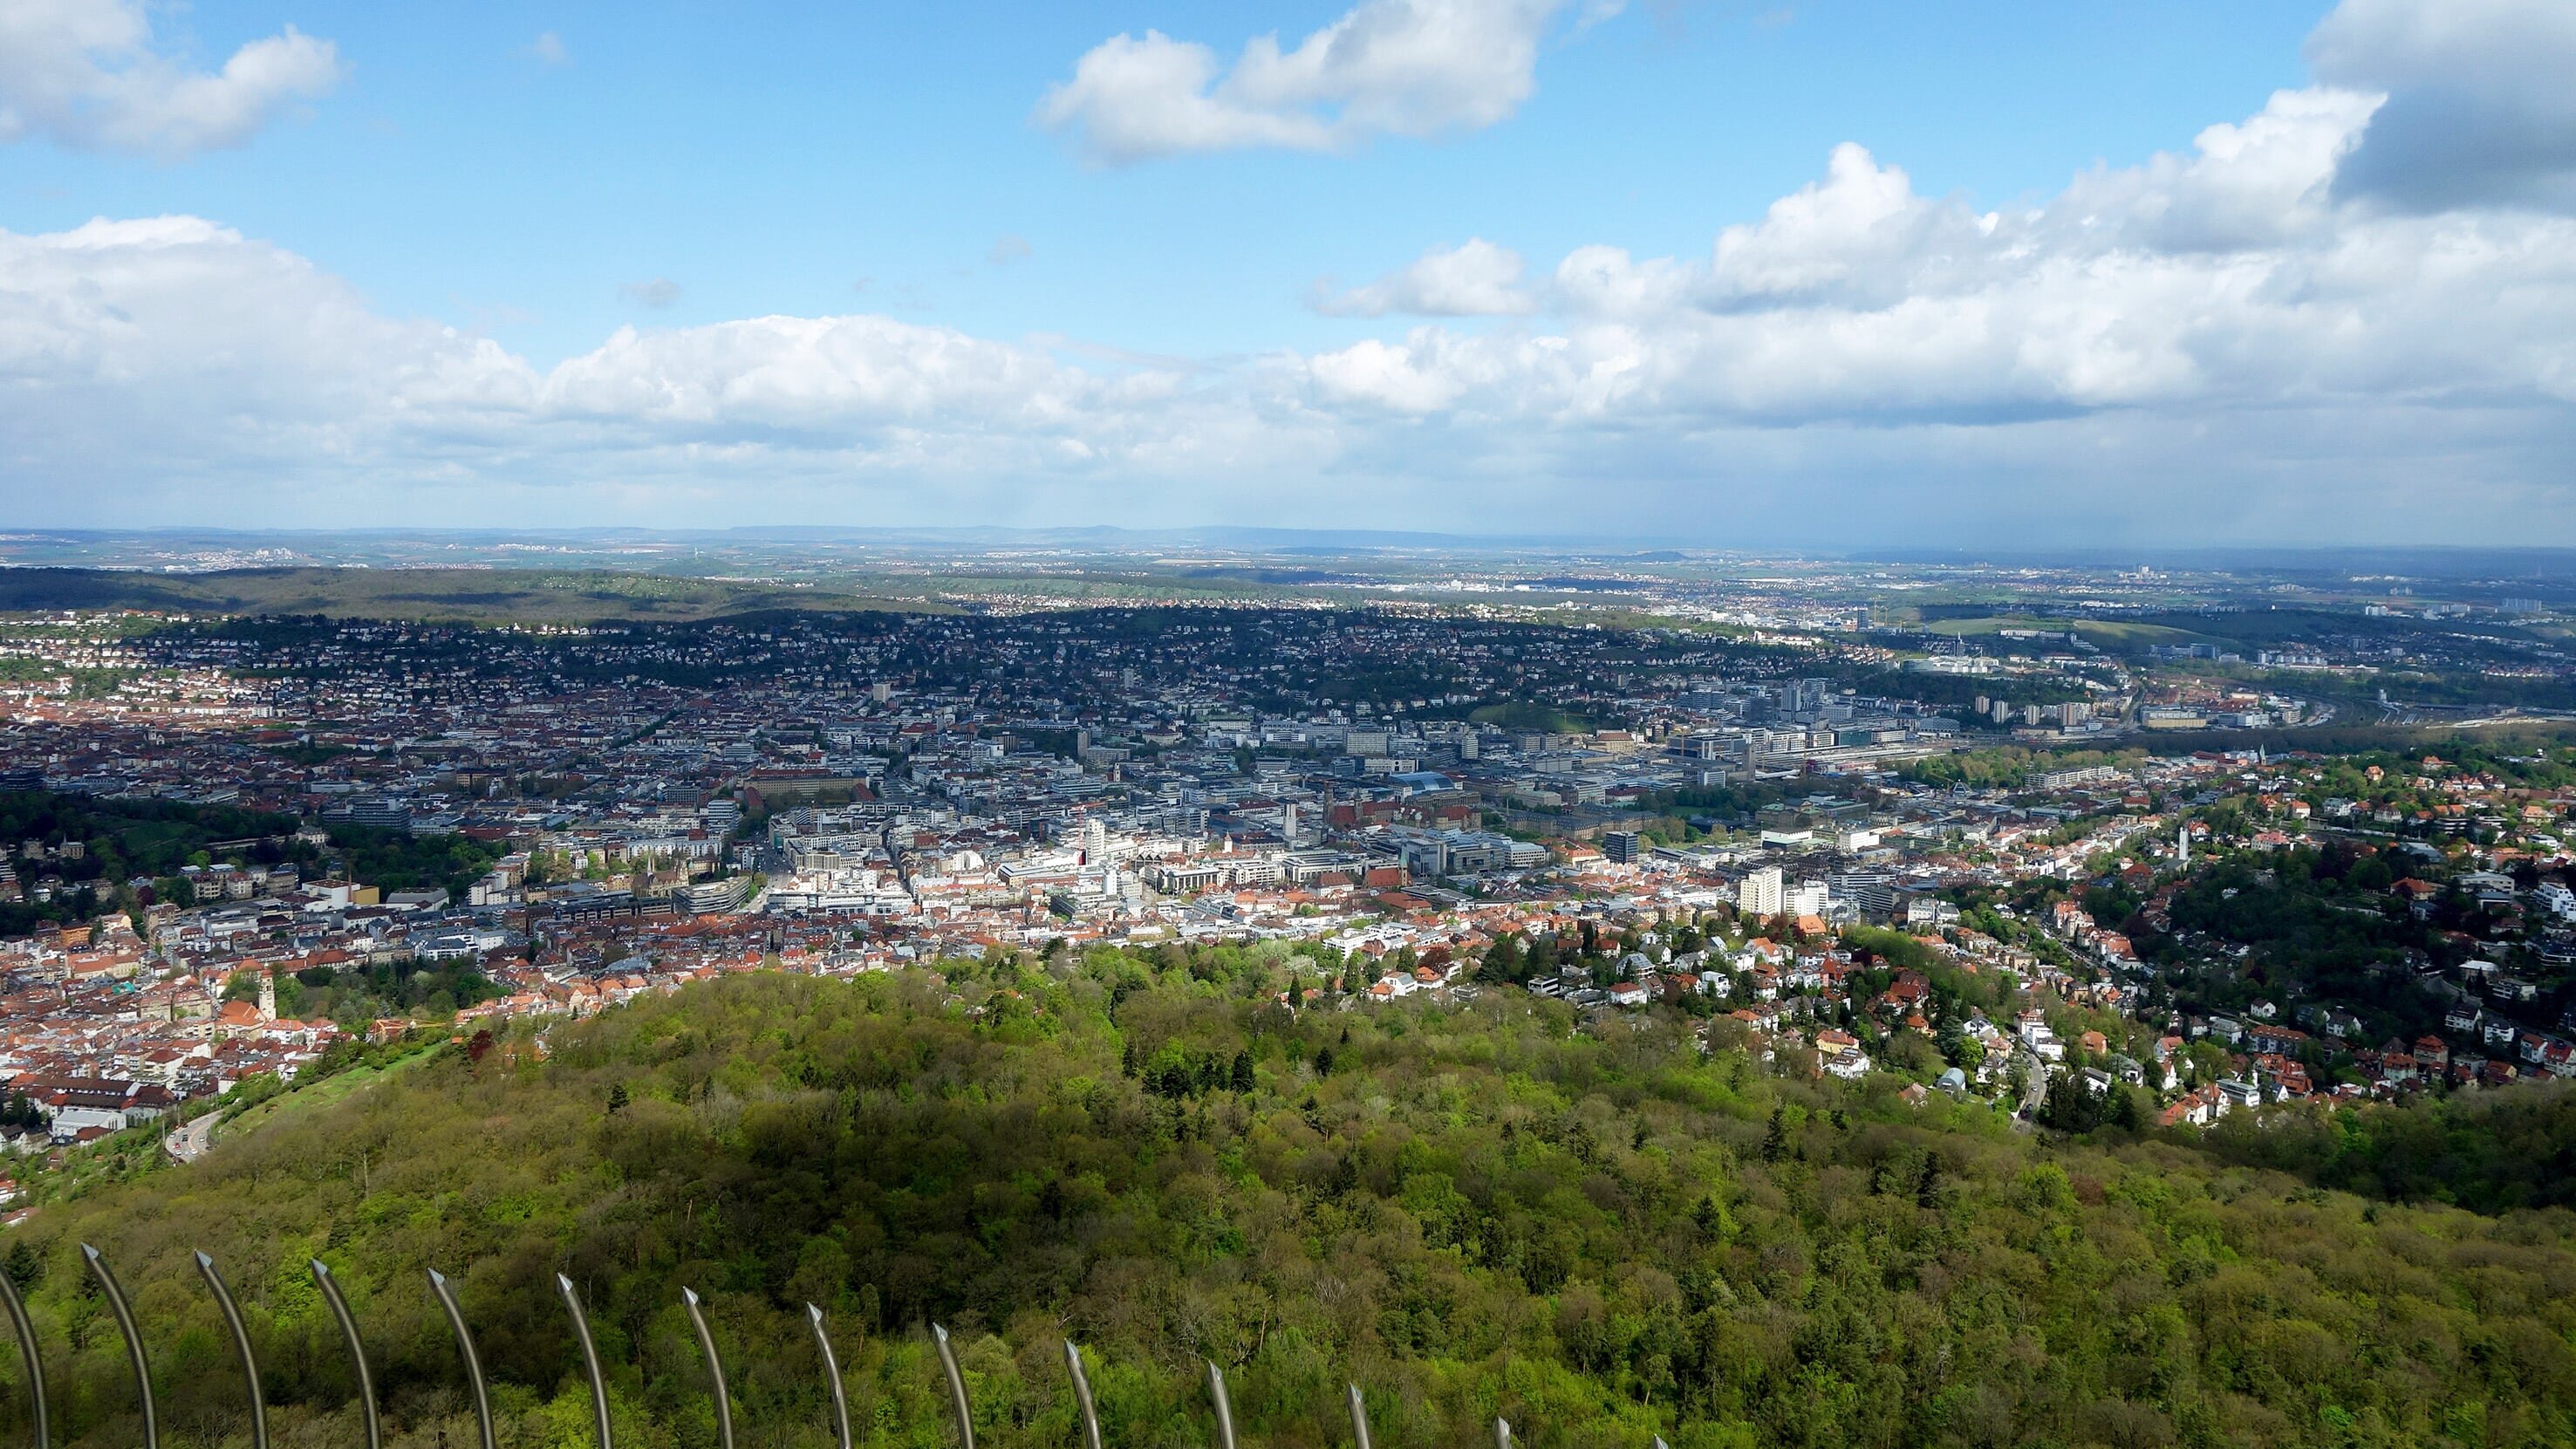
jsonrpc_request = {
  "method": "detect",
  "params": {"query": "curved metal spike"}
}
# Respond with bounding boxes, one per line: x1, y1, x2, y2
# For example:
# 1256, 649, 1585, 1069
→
931, 1324, 974, 1449
80, 1246, 154, 1449
1655, 1439, 1671, 1449
1062, 1343, 1103, 1449
194, 1253, 267, 1449
1205, 1361, 1237, 1449
680, 1290, 735, 1449
1346, 1384, 1371, 1449
0, 1268, 47, 1449
807, 1306, 851, 1449
310, 1262, 379, 1449
1494, 1418, 1513, 1449
557, 1275, 613, 1449
427, 1270, 495, 1449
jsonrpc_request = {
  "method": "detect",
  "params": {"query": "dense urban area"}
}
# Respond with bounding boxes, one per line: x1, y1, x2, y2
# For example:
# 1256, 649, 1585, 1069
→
2, 543, 2574, 1185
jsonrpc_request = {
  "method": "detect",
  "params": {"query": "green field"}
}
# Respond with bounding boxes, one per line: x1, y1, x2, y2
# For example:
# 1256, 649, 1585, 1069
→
213, 1043, 439, 1143
0, 566, 954, 624
1907, 613, 2216, 653
1468, 701, 1592, 733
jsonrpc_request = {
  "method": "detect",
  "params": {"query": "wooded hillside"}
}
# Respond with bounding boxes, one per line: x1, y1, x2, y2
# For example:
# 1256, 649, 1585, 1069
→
7, 949, 2574, 1449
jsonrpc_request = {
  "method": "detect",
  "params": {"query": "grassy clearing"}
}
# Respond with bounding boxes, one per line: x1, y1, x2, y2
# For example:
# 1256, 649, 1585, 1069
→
214, 1043, 439, 1144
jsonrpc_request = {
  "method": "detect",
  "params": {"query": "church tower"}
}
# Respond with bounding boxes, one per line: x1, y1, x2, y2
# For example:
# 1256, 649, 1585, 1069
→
257, 969, 277, 1023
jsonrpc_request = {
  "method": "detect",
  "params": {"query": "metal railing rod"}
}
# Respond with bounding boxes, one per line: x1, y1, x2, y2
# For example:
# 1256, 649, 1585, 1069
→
193, 1253, 267, 1449
79, 1246, 154, 1449
1063, 1343, 1104, 1449
2, 1255, 1613, 1449
427, 1270, 496, 1449
310, 1261, 379, 1449
807, 1306, 852, 1449
557, 1275, 615, 1449
932, 1324, 974, 1449
0, 1271, 46, 1449
680, 1290, 735, 1449
1206, 1362, 1237, 1449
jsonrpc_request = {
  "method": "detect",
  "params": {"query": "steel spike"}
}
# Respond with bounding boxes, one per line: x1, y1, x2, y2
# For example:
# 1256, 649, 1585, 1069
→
310, 1262, 379, 1449
557, 1275, 614, 1449
807, 1306, 851, 1449
0, 1268, 46, 1449
427, 1270, 495, 1449
1346, 1384, 1372, 1449
1205, 1361, 1237, 1449
194, 1253, 267, 1449
1495, 1418, 1513, 1449
80, 1247, 154, 1449
932, 1324, 974, 1449
1062, 1342, 1103, 1449
680, 1289, 735, 1449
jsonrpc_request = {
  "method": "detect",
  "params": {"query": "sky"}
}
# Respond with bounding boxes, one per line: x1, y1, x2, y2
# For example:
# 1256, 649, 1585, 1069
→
1, 0, 2572, 545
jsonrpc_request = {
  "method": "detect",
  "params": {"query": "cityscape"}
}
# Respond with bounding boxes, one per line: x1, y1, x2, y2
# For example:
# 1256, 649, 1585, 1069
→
5, 0, 2576, 1446
2, 539, 2573, 1151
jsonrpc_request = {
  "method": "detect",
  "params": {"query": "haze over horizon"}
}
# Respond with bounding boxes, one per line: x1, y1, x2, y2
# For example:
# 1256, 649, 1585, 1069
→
3, 0, 2573, 544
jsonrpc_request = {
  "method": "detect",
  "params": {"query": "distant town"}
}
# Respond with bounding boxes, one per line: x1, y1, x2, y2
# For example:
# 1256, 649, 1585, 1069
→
2, 540, 2574, 1207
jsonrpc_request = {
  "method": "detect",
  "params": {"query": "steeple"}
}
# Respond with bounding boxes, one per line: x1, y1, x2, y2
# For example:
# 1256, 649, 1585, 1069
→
257, 969, 277, 1023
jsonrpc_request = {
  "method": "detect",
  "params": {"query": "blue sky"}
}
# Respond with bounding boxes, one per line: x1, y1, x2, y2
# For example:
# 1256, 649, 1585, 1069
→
1, 0, 2572, 543
7, 2, 2330, 364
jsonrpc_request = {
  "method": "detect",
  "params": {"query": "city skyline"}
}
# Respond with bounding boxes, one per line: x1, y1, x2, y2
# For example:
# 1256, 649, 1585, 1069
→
2, 0, 2572, 542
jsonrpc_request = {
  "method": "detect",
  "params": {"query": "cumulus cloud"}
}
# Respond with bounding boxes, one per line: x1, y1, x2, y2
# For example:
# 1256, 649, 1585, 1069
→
0, 215, 1312, 509
1037, 0, 1573, 164
1314, 239, 1537, 316
1297, 86, 2576, 433
4, 0, 2576, 541
618, 277, 680, 309
2307, 0, 2576, 210
0, 0, 343, 157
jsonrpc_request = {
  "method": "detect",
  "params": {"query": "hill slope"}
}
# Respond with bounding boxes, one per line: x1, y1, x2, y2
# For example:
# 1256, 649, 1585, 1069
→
8, 957, 2576, 1449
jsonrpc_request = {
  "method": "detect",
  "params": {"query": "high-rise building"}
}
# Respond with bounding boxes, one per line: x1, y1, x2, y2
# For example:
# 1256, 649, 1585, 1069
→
1602, 830, 1640, 865
1738, 865, 1784, 918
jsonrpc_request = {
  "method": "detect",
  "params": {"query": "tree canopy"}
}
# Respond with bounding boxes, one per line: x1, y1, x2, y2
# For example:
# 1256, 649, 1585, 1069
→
8, 953, 2576, 1449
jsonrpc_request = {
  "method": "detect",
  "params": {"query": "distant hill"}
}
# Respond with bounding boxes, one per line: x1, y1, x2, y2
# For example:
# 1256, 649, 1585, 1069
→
11, 957, 2576, 1449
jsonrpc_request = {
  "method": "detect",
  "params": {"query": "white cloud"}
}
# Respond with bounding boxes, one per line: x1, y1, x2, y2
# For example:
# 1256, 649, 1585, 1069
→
4, 0, 2576, 541
0, 215, 1317, 512
2306, 0, 2576, 210
618, 277, 680, 309
0, 0, 343, 157
1315, 239, 1537, 316
988, 235, 1032, 266
1303, 85, 2576, 434
1037, 0, 1574, 164
528, 32, 569, 66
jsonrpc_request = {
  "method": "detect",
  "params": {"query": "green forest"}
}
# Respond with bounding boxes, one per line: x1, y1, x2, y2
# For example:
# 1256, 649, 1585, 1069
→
7, 952, 2576, 1449
0, 792, 505, 930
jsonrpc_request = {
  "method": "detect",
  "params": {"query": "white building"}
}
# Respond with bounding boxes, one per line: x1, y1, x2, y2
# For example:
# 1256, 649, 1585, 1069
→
1737, 865, 1783, 918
